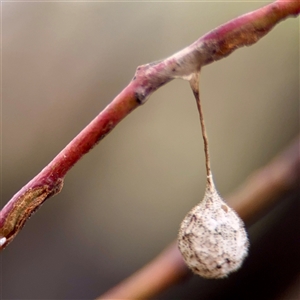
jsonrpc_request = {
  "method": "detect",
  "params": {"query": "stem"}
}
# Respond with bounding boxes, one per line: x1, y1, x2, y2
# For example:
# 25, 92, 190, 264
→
189, 73, 213, 188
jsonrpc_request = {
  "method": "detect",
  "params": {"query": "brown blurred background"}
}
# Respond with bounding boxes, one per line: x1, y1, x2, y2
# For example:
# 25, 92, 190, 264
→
1, 1, 299, 299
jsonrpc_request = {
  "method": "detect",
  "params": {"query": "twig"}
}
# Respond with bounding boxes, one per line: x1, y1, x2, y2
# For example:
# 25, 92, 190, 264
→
1, 0, 299, 250
98, 136, 300, 300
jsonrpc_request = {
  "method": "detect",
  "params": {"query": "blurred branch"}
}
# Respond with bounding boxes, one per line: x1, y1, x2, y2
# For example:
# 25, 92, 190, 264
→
0, 0, 299, 250
98, 136, 300, 300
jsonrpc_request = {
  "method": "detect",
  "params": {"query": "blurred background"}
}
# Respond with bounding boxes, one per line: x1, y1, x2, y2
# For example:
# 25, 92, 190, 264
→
1, 1, 299, 299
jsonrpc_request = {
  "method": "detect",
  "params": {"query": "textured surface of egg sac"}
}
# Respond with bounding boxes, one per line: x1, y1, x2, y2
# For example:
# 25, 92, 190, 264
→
178, 186, 249, 279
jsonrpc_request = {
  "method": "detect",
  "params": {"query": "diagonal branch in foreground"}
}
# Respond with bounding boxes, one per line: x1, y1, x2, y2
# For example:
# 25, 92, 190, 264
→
0, 0, 299, 250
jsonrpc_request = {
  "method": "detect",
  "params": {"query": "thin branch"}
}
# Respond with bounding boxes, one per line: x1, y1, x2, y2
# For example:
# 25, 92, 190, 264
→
98, 136, 300, 300
0, 0, 299, 250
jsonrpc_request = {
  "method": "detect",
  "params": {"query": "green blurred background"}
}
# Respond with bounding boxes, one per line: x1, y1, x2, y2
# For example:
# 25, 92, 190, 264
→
1, 1, 299, 299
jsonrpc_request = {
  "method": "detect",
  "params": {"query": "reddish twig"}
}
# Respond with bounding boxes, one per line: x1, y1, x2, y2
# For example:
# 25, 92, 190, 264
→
0, 0, 299, 250
98, 241, 188, 300
98, 136, 300, 300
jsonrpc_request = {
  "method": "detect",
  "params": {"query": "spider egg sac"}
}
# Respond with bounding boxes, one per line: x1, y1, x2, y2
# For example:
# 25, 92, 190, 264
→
178, 185, 249, 279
